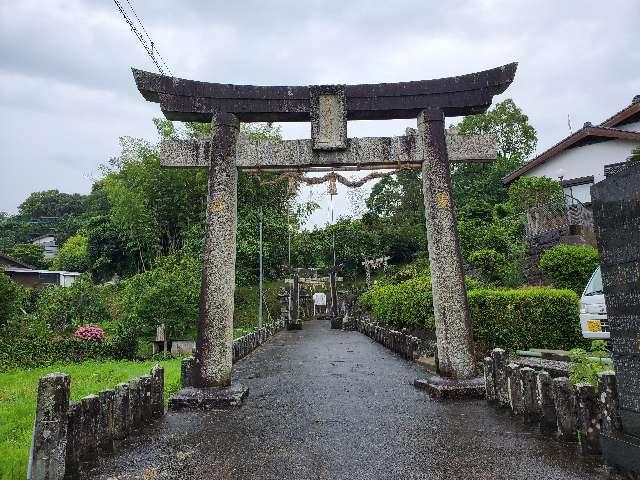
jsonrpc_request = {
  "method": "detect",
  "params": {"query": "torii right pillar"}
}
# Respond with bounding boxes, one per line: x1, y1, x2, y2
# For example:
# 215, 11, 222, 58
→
415, 108, 485, 398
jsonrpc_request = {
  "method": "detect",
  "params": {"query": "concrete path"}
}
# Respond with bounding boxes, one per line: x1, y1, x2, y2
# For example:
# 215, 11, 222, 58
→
91, 320, 608, 480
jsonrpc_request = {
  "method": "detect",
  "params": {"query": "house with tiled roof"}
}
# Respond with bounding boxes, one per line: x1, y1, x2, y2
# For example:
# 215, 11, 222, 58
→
502, 95, 640, 205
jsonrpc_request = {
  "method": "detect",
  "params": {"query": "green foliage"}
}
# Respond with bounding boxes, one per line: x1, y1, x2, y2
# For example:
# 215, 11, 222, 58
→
539, 244, 599, 293
51, 234, 90, 272
0, 358, 180, 479
569, 340, 611, 385
18, 190, 86, 219
455, 98, 538, 161
508, 176, 564, 212
114, 253, 200, 344
34, 275, 109, 334
0, 273, 24, 332
359, 275, 435, 330
627, 145, 640, 163
293, 218, 382, 275
467, 288, 583, 355
468, 248, 507, 284
2, 243, 45, 268
360, 280, 583, 356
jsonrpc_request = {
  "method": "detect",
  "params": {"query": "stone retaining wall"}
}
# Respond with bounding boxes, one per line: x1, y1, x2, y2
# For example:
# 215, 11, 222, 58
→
28, 365, 164, 480
485, 349, 621, 458
355, 318, 429, 361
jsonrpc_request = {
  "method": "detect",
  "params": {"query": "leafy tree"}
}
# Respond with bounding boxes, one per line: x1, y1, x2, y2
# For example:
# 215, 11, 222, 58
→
51, 235, 90, 272
508, 176, 564, 212
628, 145, 640, 163
18, 190, 87, 219
455, 98, 537, 161
3, 243, 45, 267
451, 99, 538, 218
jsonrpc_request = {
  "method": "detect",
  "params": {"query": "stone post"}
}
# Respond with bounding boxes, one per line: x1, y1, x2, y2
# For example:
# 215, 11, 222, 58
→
112, 383, 130, 446
592, 164, 640, 475
28, 372, 70, 480
96, 389, 115, 456
64, 402, 81, 480
537, 370, 558, 434
520, 367, 539, 424
128, 378, 141, 430
181, 357, 198, 388
150, 365, 164, 418
491, 348, 509, 407
506, 363, 523, 415
484, 357, 496, 402
78, 395, 100, 472
288, 273, 301, 329
552, 377, 577, 442
139, 375, 153, 421
196, 112, 240, 387
418, 108, 475, 380
576, 383, 602, 455
597, 371, 621, 435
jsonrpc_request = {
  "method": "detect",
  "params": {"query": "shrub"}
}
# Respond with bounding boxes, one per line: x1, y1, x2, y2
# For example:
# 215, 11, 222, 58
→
34, 274, 110, 333
359, 280, 583, 356
359, 275, 435, 330
2, 243, 45, 268
467, 287, 584, 356
74, 325, 106, 342
539, 244, 599, 293
569, 340, 611, 385
468, 248, 507, 284
0, 273, 24, 333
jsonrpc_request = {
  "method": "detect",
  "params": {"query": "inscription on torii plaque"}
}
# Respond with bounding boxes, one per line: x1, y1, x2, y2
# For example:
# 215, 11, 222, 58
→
133, 62, 517, 407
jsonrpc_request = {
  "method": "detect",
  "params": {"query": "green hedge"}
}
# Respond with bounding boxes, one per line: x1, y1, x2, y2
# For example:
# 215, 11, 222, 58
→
468, 288, 583, 354
0, 336, 114, 372
359, 279, 583, 355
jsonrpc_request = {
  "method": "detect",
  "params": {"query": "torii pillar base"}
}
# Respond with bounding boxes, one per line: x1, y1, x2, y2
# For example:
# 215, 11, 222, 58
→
169, 384, 248, 411
414, 374, 485, 400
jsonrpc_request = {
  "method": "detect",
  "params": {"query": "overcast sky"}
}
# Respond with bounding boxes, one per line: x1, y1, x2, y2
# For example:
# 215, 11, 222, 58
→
1, 0, 639, 227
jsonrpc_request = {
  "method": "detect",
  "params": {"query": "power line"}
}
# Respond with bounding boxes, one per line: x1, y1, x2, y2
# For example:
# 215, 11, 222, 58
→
113, 0, 172, 75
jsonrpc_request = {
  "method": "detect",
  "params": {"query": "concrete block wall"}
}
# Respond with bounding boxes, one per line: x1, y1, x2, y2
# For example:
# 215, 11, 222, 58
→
485, 349, 621, 458
355, 318, 428, 361
28, 365, 165, 480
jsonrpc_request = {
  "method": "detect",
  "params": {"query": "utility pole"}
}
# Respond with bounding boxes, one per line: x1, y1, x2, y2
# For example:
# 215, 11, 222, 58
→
258, 206, 263, 328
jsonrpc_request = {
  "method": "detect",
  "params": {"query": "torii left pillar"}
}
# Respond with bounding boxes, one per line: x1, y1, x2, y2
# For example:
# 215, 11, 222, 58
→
169, 112, 248, 410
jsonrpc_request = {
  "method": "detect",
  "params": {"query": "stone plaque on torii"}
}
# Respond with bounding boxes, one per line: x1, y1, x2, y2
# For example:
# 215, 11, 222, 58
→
132, 63, 517, 406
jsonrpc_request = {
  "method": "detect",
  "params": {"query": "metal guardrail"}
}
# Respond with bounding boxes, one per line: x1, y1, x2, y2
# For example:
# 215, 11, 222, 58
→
525, 194, 593, 239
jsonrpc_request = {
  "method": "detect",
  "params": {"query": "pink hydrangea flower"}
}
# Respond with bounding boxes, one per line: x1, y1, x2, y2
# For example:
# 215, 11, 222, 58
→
74, 325, 106, 342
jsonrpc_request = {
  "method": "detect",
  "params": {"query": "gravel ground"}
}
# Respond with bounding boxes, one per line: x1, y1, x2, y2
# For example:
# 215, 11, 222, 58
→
90, 320, 609, 480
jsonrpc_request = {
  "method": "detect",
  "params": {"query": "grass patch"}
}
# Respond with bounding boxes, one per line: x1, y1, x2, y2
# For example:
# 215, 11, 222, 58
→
0, 358, 181, 480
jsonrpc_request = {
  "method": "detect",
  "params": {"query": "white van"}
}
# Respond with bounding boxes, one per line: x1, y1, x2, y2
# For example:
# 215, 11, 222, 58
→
579, 266, 610, 339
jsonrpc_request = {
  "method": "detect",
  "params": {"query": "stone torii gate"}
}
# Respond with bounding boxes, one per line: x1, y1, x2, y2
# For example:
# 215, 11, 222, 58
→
133, 63, 517, 406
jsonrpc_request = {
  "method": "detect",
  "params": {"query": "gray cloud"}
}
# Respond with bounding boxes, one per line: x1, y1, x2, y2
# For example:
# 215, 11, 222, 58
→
1, 0, 639, 227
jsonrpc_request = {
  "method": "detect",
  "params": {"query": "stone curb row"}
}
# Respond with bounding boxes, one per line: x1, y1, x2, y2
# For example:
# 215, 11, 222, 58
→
485, 348, 620, 457
181, 320, 286, 387
28, 365, 165, 480
354, 318, 425, 361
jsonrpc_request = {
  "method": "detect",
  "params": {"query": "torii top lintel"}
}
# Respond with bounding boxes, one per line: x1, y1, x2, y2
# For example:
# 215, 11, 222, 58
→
132, 63, 517, 123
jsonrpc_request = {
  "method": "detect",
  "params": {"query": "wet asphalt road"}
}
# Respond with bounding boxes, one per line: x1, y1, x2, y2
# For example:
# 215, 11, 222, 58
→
91, 320, 609, 480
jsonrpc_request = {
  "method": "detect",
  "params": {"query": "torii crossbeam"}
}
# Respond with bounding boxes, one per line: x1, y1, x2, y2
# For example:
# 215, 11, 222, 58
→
133, 63, 517, 406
